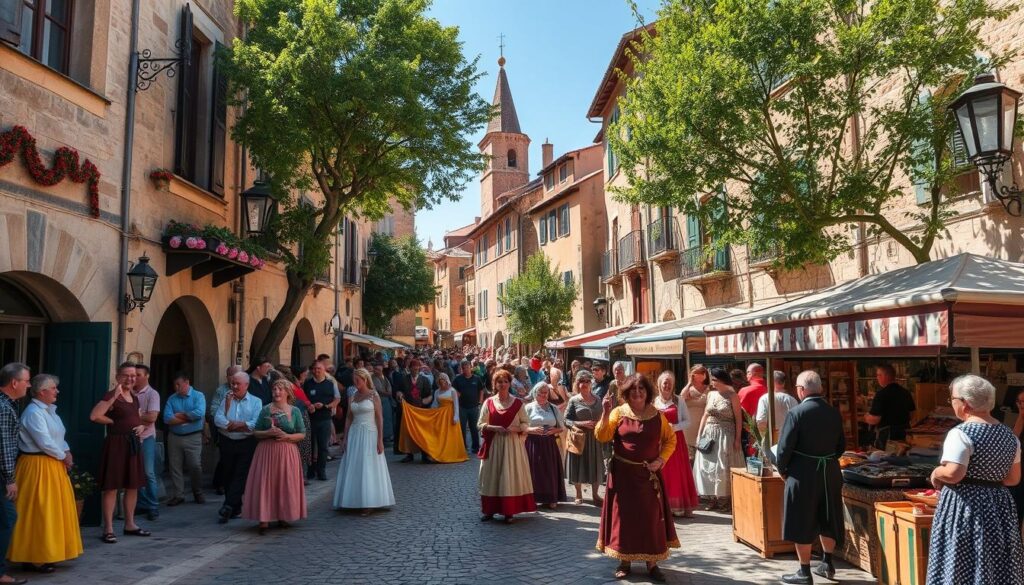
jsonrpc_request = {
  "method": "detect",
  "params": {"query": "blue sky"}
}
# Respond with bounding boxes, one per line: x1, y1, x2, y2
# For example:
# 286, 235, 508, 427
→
416, 0, 661, 248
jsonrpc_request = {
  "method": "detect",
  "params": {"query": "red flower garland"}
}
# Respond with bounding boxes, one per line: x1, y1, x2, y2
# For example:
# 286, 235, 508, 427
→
0, 125, 101, 218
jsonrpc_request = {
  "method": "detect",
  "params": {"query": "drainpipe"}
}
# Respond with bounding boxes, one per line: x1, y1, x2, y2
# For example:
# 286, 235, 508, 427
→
116, 0, 142, 362
645, 207, 656, 323
236, 145, 247, 367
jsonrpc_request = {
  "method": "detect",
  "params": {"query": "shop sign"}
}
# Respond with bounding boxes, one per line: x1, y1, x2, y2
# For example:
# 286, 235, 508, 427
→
626, 338, 685, 357
583, 348, 609, 361
706, 309, 949, 355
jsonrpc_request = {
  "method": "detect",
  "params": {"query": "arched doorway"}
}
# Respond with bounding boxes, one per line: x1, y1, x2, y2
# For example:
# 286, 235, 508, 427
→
290, 318, 316, 369
249, 318, 280, 366
0, 272, 106, 525
493, 331, 505, 349
150, 296, 219, 402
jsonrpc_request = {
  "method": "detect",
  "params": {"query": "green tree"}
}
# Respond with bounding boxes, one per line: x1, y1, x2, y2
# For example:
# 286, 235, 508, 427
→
501, 254, 579, 346
225, 0, 491, 357
615, 0, 1016, 267
363, 234, 436, 335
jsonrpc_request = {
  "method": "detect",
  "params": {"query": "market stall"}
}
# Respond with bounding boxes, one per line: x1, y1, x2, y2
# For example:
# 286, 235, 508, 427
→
544, 324, 633, 365
623, 308, 748, 383
703, 253, 1024, 576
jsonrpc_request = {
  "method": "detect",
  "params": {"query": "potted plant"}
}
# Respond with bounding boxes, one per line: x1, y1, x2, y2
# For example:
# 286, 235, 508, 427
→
149, 169, 174, 190
68, 466, 97, 519
743, 410, 774, 477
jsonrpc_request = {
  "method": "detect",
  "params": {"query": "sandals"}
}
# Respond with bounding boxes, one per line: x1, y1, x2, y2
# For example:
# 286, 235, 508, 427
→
614, 563, 631, 579
101, 532, 117, 544
123, 527, 152, 537
648, 565, 667, 582
573, 497, 584, 505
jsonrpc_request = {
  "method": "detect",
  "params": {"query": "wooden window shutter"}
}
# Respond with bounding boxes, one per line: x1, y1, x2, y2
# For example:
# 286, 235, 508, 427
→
209, 41, 227, 196
685, 214, 700, 250
0, 0, 22, 47
173, 4, 195, 177
912, 92, 932, 205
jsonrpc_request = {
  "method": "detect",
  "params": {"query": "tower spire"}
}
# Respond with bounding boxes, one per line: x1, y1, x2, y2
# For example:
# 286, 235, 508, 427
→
487, 39, 520, 135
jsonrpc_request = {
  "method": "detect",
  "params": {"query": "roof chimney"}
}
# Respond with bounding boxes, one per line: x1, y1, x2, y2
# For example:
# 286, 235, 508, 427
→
542, 139, 553, 168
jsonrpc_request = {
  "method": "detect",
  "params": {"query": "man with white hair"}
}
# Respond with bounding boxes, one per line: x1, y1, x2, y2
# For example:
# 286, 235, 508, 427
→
208, 364, 243, 495
213, 371, 261, 523
775, 370, 846, 584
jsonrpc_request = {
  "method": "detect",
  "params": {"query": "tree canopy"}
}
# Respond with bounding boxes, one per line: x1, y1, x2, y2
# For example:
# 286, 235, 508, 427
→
363, 234, 436, 336
224, 0, 491, 357
501, 253, 579, 346
614, 0, 1015, 267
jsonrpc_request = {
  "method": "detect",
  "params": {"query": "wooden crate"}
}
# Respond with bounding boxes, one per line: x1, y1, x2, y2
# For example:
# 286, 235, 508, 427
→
730, 469, 792, 558
837, 485, 907, 576
874, 501, 916, 584
895, 509, 933, 585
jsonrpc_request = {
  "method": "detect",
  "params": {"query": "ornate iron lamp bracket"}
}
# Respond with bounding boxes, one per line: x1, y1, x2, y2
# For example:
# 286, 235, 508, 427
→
979, 157, 1024, 217
135, 39, 189, 92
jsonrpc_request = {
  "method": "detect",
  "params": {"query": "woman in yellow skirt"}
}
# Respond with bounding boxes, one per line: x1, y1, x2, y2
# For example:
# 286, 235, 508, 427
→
8, 374, 83, 572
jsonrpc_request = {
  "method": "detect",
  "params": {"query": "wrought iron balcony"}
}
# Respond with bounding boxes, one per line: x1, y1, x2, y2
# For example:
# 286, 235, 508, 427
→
601, 249, 621, 284
646, 217, 682, 263
679, 245, 732, 284
617, 229, 646, 273
747, 243, 780, 269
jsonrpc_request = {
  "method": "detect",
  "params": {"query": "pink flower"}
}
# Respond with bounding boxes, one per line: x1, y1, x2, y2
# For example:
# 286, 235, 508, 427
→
196, 239, 207, 250
228, 248, 239, 259
185, 237, 198, 249
238, 251, 249, 263
250, 256, 260, 267
216, 243, 229, 255
169, 236, 182, 248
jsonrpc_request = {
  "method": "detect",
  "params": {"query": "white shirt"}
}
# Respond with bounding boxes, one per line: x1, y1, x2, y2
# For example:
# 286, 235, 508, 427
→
213, 392, 262, 440
18, 399, 70, 460
755, 391, 800, 430
941, 427, 1022, 466
525, 401, 562, 428
654, 394, 690, 432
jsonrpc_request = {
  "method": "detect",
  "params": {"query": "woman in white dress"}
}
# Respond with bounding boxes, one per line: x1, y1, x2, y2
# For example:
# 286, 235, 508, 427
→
333, 368, 395, 515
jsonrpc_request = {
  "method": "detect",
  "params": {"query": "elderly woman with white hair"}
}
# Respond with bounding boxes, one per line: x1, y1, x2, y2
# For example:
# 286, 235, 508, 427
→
8, 374, 83, 572
927, 374, 1024, 585
524, 382, 566, 508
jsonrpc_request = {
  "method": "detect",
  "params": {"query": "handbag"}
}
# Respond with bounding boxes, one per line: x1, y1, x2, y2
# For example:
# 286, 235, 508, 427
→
696, 436, 716, 454
567, 426, 587, 455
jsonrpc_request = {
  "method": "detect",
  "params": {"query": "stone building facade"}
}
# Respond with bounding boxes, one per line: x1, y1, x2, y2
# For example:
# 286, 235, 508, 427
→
0, 0, 395, 497
590, 16, 1024, 330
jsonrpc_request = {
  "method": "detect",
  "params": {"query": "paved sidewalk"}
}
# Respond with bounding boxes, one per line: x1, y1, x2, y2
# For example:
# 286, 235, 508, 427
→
24, 452, 874, 585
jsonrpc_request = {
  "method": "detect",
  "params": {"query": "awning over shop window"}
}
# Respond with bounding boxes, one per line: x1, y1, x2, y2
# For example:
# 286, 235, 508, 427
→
577, 322, 665, 360
344, 331, 407, 350
454, 327, 476, 344
704, 254, 1024, 356
625, 309, 746, 357
545, 325, 633, 350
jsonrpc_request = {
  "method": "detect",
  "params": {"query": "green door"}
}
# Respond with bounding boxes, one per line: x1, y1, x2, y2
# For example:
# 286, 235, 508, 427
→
44, 322, 112, 526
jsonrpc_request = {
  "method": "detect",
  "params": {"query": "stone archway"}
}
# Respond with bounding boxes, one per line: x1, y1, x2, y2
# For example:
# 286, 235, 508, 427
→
493, 330, 505, 350
290, 318, 316, 369
150, 296, 219, 400
249, 318, 280, 366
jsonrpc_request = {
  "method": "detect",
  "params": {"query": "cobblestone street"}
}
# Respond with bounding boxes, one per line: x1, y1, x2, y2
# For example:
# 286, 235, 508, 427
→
31, 451, 873, 585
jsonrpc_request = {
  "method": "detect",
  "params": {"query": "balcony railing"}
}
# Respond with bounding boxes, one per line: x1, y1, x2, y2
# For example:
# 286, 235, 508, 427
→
601, 249, 621, 284
748, 243, 780, 268
646, 217, 681, 262
679, 244, 732, 283
617, 230, 645, 272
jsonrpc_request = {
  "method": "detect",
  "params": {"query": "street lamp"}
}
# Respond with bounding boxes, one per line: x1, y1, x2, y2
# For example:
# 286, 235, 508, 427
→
949, 73, 1023, 216
240, 182, 275, 235
123, 254, 158, 313
593, 296, 608, 325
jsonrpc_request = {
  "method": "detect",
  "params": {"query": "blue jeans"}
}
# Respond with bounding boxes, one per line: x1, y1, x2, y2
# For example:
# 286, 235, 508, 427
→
459, 405, 481, 452
0, 495, 15, 574
138, 436, 160, 513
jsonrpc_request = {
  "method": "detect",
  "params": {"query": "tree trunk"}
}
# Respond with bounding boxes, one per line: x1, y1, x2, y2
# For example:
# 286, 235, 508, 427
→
253, 269, 313, 364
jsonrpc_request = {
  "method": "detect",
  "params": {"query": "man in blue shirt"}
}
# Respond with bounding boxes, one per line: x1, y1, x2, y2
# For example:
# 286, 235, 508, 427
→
163, 372, 207, 506
214, 371, 262, 523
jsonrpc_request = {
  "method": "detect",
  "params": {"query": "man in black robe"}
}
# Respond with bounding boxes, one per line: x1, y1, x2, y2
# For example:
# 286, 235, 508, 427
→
776, 370, 846, 584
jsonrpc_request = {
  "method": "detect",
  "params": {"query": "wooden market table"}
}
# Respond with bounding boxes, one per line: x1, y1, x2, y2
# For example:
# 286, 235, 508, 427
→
730, 468, 791, 558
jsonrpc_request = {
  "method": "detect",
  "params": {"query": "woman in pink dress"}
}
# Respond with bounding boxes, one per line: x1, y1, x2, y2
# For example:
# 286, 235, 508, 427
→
242, 380, 307, 534
653, 371, 699, 517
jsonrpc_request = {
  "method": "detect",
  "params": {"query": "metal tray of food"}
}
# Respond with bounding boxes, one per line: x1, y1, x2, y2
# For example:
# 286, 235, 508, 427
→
841, 463, 932, 488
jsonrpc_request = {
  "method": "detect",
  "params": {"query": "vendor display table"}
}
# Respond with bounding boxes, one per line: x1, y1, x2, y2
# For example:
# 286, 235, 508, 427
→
730, 469, 791, 558
837, 484, 907, 576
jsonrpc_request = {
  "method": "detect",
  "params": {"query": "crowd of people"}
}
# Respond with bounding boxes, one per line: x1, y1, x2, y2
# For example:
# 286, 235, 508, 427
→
0, 350, 1021, 584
